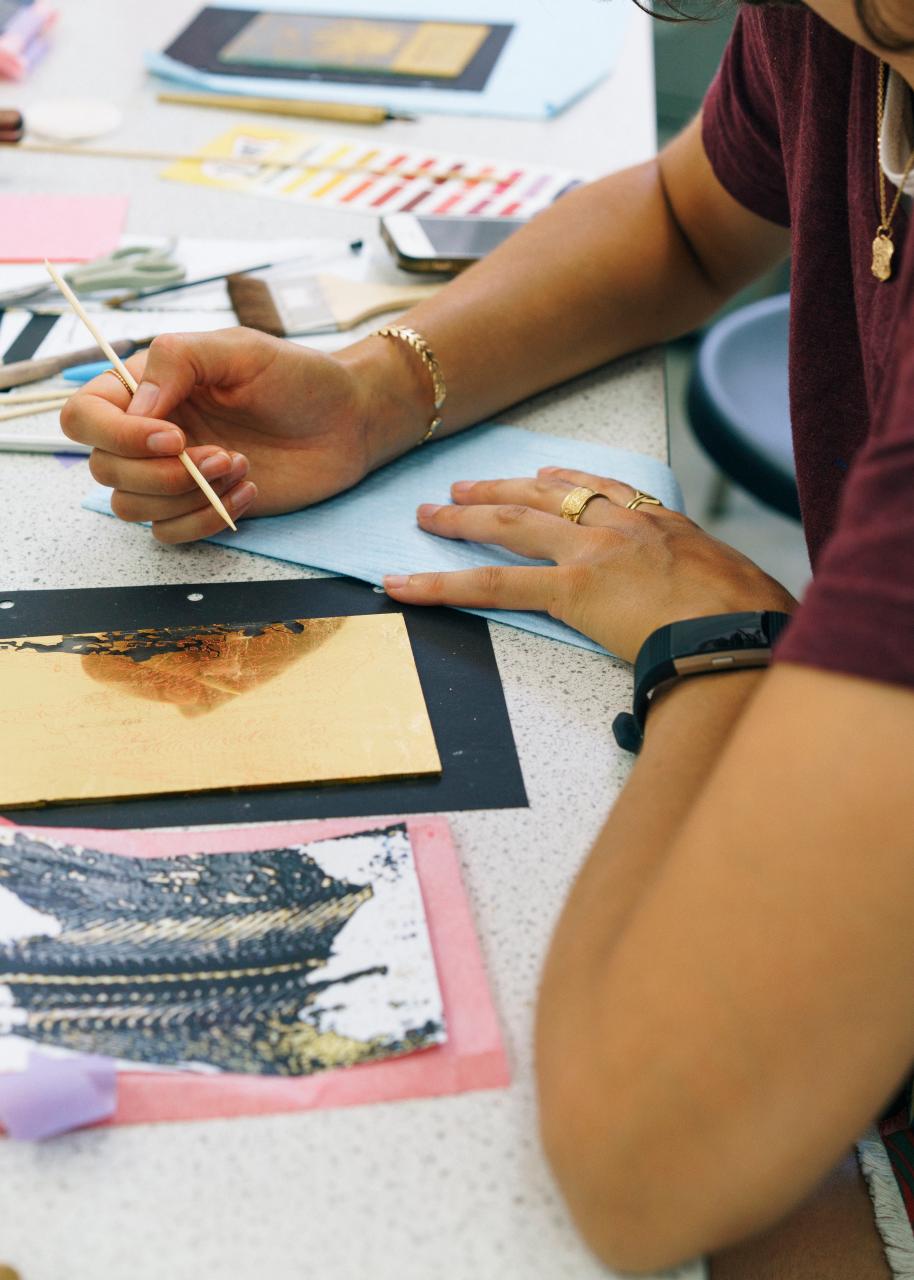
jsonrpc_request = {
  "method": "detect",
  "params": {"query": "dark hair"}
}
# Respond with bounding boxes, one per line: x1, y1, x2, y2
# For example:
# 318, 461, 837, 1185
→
637, 0, 914, 50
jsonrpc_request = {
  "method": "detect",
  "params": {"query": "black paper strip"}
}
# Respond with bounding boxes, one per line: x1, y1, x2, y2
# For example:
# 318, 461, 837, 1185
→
2, 312, 59, 364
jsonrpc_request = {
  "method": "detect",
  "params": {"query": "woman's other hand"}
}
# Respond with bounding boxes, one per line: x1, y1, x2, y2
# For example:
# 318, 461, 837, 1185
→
383, 467, 797, 662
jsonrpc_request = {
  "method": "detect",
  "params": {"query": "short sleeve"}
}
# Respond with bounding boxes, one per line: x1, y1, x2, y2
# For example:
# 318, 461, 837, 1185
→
775, 305, 914, 688
701, 10, 791, 228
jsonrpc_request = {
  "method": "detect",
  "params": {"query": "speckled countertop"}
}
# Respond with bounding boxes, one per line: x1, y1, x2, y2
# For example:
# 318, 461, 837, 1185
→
0, 5, 702, 1278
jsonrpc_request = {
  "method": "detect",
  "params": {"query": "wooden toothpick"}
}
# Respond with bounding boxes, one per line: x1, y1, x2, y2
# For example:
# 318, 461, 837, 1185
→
43, 261, 237, 532
0, 386, 71, 404
20, 142, 505, 188
0, 396, 69, 423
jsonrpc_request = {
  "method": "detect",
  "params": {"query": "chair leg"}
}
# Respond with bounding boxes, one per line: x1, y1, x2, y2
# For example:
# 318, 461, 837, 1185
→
705, 471, 732, 521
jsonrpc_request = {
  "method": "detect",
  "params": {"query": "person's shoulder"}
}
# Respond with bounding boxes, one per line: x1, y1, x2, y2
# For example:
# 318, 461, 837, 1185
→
736, 2, 858, 89
738, 2, 854, 54
739, 1, 830, 34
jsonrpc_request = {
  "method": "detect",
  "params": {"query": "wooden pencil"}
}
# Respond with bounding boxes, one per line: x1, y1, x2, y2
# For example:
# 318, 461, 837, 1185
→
43, 262, 238, 533
156, 90, 414, 125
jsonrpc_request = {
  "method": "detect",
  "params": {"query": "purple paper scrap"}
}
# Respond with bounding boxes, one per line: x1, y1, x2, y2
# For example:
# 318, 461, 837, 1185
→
2, 5, 45, 47
0, 1052, 117, 1140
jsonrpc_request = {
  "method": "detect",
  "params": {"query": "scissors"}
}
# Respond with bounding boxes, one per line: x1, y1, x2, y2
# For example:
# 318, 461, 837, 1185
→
0, 244, 186, 309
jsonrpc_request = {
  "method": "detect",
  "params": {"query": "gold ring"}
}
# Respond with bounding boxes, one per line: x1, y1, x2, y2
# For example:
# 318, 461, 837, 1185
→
105, 368, 133, 396
560, 485, 603, 524
625, 489, 663, 512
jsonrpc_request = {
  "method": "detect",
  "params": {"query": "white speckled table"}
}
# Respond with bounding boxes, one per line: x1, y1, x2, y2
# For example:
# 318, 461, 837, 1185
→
0, 4, 702, 1278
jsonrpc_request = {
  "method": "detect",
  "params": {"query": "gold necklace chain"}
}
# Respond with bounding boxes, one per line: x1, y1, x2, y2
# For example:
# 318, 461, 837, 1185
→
872, 61, 914, 281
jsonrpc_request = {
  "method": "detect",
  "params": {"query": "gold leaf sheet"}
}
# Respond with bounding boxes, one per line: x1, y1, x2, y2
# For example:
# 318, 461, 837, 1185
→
0, 613, 441, 807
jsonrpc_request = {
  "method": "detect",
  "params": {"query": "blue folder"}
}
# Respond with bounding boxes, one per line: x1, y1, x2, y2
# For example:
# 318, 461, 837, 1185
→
148, 0, 632, 122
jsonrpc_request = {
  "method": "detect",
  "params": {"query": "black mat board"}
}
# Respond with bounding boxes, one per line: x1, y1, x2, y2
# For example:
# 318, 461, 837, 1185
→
0, 577, 527, 828
3, 312, 57, 363
165, 7, 513, 94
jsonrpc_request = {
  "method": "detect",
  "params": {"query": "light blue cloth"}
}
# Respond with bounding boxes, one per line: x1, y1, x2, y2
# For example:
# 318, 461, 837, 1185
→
83, 424, 683, 656
147, 0, 631, 122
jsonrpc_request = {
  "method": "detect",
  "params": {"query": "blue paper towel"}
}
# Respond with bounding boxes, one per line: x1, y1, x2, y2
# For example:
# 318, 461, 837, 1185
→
84, 423, 683, 656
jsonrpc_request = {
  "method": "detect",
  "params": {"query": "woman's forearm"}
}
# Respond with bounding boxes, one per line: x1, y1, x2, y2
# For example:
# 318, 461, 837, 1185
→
537, 661, 914, 1273
339, 118, 790, 465
535, 669, 764, 1268
538, 669, 764, 1038
341, 160, 722, 462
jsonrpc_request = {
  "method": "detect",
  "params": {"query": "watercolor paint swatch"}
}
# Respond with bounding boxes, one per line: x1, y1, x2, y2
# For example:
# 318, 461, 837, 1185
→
0, 613, 441, 808
162, 123, 582, 219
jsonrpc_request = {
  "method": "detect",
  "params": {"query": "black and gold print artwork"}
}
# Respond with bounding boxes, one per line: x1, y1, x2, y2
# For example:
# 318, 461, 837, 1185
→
219, 16, 491, 80
0, 614, 441, 808
0, 825, 445, 1076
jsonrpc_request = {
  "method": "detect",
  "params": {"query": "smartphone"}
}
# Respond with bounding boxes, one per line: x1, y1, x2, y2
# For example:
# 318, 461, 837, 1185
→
380, 213, 527, 275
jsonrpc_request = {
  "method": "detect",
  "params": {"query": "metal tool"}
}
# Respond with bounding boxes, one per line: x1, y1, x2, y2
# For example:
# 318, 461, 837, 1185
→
0, 244, 186, 309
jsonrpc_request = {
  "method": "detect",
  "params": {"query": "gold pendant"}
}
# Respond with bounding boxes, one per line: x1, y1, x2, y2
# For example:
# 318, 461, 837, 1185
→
872, 230, 895, 282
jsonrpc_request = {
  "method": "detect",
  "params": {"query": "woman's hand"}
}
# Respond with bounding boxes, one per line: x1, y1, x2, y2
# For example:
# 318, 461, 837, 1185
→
61, 327, 414, 544
383, 467, 797, 663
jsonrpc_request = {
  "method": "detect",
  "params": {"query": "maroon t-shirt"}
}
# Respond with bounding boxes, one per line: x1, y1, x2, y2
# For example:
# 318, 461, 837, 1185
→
702, 6, 914, 686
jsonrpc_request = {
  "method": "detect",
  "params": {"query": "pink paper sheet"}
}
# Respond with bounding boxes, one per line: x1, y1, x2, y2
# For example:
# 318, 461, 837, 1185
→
0, 816, 510, 1128
0, 194, 129, 262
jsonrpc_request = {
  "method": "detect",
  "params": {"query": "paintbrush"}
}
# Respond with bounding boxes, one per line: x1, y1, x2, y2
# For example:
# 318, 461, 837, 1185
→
104, 239, 364, 310
43, 262, 237, 533
0, 338, 155, 391
228, 271, 441, 337
103, 261, 277, 310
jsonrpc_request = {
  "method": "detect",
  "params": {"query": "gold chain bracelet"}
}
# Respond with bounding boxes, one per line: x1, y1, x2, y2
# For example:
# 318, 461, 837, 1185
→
374, 325, 446, 444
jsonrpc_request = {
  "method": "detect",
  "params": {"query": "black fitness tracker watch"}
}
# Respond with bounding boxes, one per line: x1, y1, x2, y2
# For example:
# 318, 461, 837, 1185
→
612, 611, 793, 754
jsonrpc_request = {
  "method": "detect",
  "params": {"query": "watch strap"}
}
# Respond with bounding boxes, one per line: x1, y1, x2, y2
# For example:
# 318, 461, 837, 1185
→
613, 611, 792, 754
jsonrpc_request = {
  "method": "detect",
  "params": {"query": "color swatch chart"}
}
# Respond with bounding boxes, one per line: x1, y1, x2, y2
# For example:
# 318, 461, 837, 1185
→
163, 124, 584, 219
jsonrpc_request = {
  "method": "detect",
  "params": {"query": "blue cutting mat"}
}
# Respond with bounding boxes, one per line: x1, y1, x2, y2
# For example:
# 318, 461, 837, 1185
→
84, 423, 683, 656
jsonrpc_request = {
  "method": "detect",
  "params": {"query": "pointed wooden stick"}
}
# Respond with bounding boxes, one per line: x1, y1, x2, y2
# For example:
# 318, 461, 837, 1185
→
0, 396, 69, 422
43, 261, 237, 533
19, 141, 503, 187
0, 387, 71, 405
